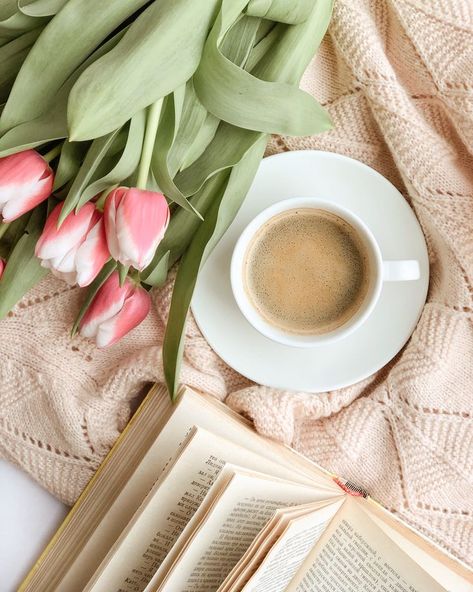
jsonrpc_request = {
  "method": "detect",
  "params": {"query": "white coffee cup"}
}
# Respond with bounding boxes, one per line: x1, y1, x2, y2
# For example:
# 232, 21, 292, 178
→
230, 197, 420, 348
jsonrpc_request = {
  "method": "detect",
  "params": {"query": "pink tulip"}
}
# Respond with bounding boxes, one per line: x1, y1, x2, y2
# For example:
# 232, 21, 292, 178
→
0, 150, 54, 222
79, 271, 150, 348
35, 202, 110, 287
104, 187, 170, 271
0, 258, 5, 279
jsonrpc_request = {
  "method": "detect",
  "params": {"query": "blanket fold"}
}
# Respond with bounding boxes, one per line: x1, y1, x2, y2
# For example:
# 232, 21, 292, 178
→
0, 0, 472, 566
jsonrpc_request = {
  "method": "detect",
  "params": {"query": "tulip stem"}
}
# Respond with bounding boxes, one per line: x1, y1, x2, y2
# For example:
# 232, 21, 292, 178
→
43, 143, 62, 163
129, 269, 141, 284
136, 99, 163, 190
0, 223, 9, 241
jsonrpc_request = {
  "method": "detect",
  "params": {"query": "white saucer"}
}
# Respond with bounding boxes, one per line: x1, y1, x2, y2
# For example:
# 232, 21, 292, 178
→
191, 151, 429, 392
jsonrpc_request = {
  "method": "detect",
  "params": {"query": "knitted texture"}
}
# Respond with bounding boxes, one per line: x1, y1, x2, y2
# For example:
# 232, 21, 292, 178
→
0, 0, 472, 567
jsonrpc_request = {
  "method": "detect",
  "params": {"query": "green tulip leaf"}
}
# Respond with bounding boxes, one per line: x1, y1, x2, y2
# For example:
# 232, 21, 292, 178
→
60, 128, 120, 223
0, 28, 42, 102
117, 263, 129, 287
246, 21, 282, 71
246, 0, 313, 24
152, 93, 202, 219
154, 13, 263, 210
178, 113, 220, 174
175, 123, 260, 197
168, 15, 260, 177
142, 250, 170, 288
254, 17, 276, 43
0, 26, 128, 157
0, 26, 41, 63
167, 81, 208, 178
67, 0, 220, 141
18, 0, 69, 17
0, 9, 47, 39
162, 0, 334, 397
0, 113, 67, 157
76, 110, 146, 208
194, 0, 331, 137
0, 210, 31, 250
53, 139, 89, 191
252, 0, 333, 85
0, 0, 148, 133
219, 13, 260, 68
0, 204, 48, 320
0, 1, 17, 21
170, 12, 265, 196
163, 134, 267, 398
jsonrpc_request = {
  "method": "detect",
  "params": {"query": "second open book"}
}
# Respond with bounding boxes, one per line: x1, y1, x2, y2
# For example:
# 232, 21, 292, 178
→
21, 386, 472, 592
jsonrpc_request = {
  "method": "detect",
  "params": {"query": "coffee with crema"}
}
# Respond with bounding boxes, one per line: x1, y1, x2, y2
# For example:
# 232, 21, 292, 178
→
243, 208, 370, 334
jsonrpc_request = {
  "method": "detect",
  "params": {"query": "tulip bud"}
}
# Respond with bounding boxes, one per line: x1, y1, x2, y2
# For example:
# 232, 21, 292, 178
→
0, 258, 5, 279
79, 271, 151, 348
35, 202, 110, 287
104, 187, 170, 271
0, 150, 54, 222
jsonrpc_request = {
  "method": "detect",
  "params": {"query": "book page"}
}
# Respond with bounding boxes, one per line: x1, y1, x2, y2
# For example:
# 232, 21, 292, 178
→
363, 501, 473, 592
21, 386, 172, 592
157, 470, 334, 592
145, 465, 251, 592
287, 497, 448, 592
60, 387, 338, 592
59, 389, 195, 592
236, 501, 342, 592
219, 502, 327, 592
85, 427, 340, 592
146, 490, 341, 592
189, 391, 339, 495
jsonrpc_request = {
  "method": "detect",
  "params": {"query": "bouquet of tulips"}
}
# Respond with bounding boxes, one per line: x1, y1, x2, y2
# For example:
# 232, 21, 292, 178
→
0, 0, 332, 396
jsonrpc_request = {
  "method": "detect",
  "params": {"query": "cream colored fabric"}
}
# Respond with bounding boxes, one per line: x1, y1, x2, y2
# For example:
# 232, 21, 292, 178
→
0, 0, 472, 567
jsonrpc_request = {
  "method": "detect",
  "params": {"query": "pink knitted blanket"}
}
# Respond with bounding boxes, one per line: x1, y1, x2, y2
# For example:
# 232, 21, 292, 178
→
0, 0, 472, 567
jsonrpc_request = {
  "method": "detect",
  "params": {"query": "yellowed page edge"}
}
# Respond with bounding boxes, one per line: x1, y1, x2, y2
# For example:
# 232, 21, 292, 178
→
18, 383, 168, 592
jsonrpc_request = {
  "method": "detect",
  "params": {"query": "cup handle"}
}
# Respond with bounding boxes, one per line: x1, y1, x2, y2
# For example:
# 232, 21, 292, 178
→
382, 260, 420, 282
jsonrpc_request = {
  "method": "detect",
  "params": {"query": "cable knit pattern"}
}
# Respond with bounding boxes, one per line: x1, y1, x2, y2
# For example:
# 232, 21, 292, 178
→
0, 0, 472, 567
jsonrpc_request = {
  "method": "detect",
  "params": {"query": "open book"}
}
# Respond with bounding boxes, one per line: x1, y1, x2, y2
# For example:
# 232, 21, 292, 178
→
20, 385, 472, 592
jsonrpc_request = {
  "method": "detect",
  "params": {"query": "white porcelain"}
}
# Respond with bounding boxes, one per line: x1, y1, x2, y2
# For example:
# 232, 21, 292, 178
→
230, 197, 420, 348
191, 151, 429, 393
